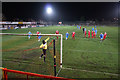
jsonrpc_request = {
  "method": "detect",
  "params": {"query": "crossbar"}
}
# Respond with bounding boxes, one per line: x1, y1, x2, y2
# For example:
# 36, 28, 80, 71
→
0, 33, 62, 36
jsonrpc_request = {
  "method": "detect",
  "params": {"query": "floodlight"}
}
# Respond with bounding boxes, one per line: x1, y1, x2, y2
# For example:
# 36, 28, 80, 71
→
47, 8, 52, 14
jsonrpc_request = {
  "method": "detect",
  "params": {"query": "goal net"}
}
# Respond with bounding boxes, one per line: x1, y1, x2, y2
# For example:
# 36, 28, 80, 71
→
1, 33, 63, 78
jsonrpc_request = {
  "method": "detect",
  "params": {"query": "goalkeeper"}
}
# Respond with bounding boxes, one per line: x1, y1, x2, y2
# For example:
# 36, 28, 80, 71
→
39, 37, 50, 62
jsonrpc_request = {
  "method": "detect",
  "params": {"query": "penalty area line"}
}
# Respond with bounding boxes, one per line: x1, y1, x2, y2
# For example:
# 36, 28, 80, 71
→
62, 67, 118, 76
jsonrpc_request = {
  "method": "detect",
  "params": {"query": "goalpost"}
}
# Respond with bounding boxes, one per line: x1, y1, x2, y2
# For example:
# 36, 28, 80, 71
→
1, 33, 63, 76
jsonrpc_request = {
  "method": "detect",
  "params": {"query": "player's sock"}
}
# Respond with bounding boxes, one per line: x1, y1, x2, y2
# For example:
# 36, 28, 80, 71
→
44, 56, 46, 62
41, 54, 43, 57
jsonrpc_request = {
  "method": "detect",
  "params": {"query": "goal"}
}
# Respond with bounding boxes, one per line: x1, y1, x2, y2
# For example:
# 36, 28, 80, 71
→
1, 33, 63, 77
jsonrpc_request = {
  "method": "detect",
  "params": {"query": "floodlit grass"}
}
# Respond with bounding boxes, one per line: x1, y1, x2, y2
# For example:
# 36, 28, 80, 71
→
2, 26, 118, 78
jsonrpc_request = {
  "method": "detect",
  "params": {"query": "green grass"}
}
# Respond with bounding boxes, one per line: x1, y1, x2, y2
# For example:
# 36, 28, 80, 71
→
1, 26, 118, 79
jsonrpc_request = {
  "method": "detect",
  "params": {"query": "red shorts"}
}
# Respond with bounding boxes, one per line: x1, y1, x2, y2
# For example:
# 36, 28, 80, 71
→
104, 36, 106, 39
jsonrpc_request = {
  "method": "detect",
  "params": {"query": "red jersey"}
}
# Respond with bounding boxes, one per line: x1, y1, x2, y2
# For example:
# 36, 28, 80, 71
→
103, 33, 107, 40
93, 32, 96, 36
56, 31, 59, 34
85, 31, 86, 35
104, 33, 107, 37
72, 32, 75, 35
37, 32, 39, 34
72, 32, 75, 37
88, 31, 90, 35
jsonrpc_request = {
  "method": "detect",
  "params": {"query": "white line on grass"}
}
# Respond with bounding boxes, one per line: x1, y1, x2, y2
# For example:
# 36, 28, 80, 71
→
62, 67, 118, 76
67, 49, 118, 54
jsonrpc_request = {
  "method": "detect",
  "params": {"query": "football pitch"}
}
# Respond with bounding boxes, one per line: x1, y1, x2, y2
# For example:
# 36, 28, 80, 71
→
1, 26, 118, 78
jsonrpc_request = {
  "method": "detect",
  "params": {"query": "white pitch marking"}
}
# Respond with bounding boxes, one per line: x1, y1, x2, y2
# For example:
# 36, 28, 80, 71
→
62, 67, 118, 76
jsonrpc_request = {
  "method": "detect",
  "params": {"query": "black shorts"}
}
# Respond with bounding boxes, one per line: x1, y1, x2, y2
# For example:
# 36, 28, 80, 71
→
43, 49, 47, 55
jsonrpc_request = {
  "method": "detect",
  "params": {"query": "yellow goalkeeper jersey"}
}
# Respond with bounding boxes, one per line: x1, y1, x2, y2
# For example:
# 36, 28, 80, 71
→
40, 37, 50, 49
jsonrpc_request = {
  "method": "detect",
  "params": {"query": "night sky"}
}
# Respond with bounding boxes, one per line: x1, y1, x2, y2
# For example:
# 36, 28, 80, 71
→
2, 2, 119, 22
